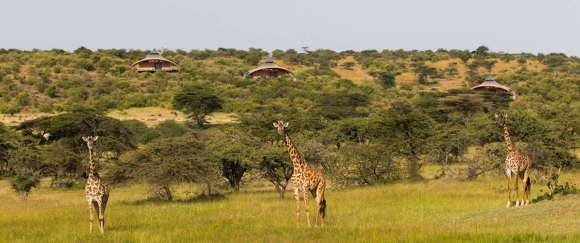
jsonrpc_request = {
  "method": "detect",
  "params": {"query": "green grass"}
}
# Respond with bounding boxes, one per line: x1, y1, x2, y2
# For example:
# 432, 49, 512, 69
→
1, 170, 578, 243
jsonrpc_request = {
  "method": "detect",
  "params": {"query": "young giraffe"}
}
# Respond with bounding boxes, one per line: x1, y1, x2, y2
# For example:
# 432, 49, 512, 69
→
82, 136, 110, 233
495, 113, 532, 208
274, 121, 327, 227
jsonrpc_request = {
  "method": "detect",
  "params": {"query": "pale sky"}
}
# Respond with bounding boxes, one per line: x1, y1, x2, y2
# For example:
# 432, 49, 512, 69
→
2, 0, 579, 55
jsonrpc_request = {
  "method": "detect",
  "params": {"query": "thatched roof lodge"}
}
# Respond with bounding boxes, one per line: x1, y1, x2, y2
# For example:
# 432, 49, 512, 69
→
472, 76, 516, 100
245, 57, 294, 79
132, 51, 179, 72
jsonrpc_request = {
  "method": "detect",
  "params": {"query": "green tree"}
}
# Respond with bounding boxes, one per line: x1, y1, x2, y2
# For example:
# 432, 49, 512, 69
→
74, 46, 93, 56
332, 143, 400, 185
312, 91, 370, 120
458, 52, 472, 64
0, 123, 21, 176
114, 135, 218, 200
373, 103, 436, 180
17, 108, 136, 181
16, 92, 30, 107
412, 63, 438, 84
139, 120, 191, 144
204, 127, 256, 192
173, 85, 223, 128
370, 71, 397, 89
340, 62, 355, 70
474, 45, 490, 58
11, 176, 40, 200
253, 142, 293, 198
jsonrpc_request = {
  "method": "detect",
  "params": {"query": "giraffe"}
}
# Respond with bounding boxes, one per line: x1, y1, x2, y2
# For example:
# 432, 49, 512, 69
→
82, 136, 110, 233
273, 121, 327, 227
495, 113, 532, 208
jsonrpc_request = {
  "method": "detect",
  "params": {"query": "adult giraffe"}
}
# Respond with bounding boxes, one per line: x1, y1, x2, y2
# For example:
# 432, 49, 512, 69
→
274, 121, 327, 226
82, 136, 110, 233
495, 113, 532, 207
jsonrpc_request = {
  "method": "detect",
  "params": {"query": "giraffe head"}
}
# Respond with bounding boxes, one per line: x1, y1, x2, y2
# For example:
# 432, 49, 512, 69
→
82, 136, 99, 150
495, 113, 508, 125
273, 120, 289, 136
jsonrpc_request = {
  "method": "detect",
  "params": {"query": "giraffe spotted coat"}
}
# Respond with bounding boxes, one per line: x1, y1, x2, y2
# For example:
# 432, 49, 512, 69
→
82, 136, 110, 233
496, 113, 533, 208
274, 121, 327, 227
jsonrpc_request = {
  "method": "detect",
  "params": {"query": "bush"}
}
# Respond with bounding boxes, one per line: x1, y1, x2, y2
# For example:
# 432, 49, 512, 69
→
532, 168, 578, 203
11, 176, 40, 200
173, 85, 223, 128
0, 105, 20, 115
138, 120, 190, 144
299, 68, 339, 77
330, 143, 400, 186
112, 135, 220, 200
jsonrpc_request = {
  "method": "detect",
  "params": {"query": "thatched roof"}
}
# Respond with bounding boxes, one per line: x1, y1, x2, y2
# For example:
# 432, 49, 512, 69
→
246, 57, 293, 76
131, 51, 177, 66
472, 76, 516, 99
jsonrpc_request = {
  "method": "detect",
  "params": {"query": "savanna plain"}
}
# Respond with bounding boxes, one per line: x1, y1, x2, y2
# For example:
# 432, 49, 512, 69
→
1, 167, 578, 243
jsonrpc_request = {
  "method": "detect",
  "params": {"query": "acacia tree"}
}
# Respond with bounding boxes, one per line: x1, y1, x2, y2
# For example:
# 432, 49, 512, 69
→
113, 135, 219, 200
1, 122, 44, 199
173, 85, 223, 128
254, 143, 293, 198
412, 63, 438, 84
0, 123, 20, 176
332, 142, 400, 185
373, 103, 436, 180
16, 108, 136, 184
204, 127, 256, 192
458, 52, 472, 64
474, 45, 490, 58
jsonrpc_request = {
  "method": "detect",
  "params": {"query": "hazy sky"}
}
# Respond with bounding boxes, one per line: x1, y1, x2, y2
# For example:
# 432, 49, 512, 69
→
2, 0, 579, 55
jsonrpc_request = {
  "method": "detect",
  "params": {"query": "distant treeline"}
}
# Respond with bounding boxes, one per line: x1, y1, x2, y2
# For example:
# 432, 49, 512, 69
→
0, 46, 578, 200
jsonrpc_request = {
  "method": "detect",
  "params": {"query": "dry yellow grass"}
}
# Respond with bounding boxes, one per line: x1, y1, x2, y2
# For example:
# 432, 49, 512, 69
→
0, 112, 55, 127
395, 58, 547, 91
332, 56, 374, 84
395, 72, 418, 84
0, 107, 238, 127
108, 108, 239, 127
274, 59, 311, 74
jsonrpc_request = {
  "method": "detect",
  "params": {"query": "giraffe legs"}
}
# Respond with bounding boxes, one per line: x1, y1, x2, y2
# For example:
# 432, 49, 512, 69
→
522, 170, 530, 205
101, 194, 109, 230
506, 172, 512, 208
514, 173, 520, 206
88, 201, 95, 233
96, 200, 105, 234
293, 186, 300, 225
315, 184, 326, 227
302, 188, 311, 227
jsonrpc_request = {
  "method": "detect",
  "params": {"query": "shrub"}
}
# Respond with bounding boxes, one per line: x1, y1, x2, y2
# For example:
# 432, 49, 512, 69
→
11, 176, 40, 200
173, 85, 223, 128
330, 143, 400, 186
532, 168, 578, 203
113, 136, 220, 200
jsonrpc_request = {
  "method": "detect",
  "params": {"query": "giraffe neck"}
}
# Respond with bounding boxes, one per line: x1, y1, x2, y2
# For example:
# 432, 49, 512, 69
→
502, 124, 517, 153
87, 147, 97, 178
284, 134, 307, 169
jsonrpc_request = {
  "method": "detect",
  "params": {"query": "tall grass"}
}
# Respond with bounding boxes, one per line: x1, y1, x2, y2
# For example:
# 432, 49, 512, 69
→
0, 171, 578, 242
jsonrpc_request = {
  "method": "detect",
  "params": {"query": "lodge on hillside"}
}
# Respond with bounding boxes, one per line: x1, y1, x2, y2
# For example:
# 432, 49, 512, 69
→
472, 76, 516, 100
245, 57, 294, 79
132, 51, 179, 72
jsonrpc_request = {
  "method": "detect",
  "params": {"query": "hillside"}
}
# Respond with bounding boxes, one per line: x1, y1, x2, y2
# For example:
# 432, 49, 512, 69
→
1, 47, 578, 195
1, 48, 570, 127
0, 48, 564, 114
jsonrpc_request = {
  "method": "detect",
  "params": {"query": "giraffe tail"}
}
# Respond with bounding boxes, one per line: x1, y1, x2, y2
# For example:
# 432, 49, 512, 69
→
525, 177, 531, 193
319, 199, 327, 219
